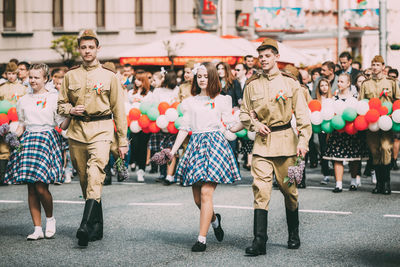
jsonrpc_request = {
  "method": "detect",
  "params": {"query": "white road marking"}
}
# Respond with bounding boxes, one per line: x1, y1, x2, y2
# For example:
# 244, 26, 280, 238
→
383, 214, 400, 218
300, 209, 352, 215
0, 200, 23, 203
53, 200, 85, 204
306, 186, 349, 191
116, 182, 145, 185
214, 204, 253, 210
128, 202, 183, 206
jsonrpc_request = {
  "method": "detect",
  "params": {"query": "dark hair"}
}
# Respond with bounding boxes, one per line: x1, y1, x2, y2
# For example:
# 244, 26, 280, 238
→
352, 61, 362, 70
322, 61, 336, 71
9, 58, 18, 65
388, 68, 399, 78
316, 78, 332, 101
134, 72, 150, 96
235, 63, 248, 74
257, 45, 279, 55
123, 63, 132, 68
191, 62, 221, 99
244, 55, 254, 61
161, 71, 177, 89
355, 73, 366, 91
51, 68, 61, 77
216, 62, 235, 92
17, 61, 30, 70
78, 36, 99, 47
311, 67, 321, 76
339, 51, 352, 61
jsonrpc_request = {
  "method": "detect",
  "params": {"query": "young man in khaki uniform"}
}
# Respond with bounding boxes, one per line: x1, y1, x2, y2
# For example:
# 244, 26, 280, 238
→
240, 38, 311, 256
359, 55, 400, 195
0, 62, 28, 185
58, 30, 128, 247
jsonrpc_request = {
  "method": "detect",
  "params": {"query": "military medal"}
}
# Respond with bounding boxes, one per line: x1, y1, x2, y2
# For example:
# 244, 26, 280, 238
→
93, 83, 104, 94
276, 90, 288, 102
380, 88, 389, 97
36, 99, 47, 109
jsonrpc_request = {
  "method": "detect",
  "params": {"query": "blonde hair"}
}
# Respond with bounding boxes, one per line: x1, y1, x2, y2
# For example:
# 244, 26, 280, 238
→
316, 78, 332, 101
29, 63, 50, 82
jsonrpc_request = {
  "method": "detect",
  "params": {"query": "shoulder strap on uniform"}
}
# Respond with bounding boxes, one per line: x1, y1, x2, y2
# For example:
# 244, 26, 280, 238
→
102, 64, 116, 74
245, 71, 261, 86
66, 65, 80, 72
281, 71, 297, 81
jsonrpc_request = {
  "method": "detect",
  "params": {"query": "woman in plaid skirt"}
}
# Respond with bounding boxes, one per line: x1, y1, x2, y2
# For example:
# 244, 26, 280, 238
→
4, 64, 70, 240
169, 62, 241, 252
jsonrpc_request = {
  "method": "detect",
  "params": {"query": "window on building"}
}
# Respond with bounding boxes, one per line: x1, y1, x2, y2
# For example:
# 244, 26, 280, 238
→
3, 0, 16, 30
96, 0, 105, 28
170, 0, 177, 27
135, 0, 143, 27
53, 0, 63, 28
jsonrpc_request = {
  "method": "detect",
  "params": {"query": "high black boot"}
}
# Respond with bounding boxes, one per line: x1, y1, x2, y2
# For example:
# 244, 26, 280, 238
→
286, 207, 300, 249
245, 209, 268, 256
382, 164, 391, 195
76, 199, 97, 246
103, 164, 112, 185
372, 165, 383, 194
89, 201, 103, 241
391, 158, 399, 170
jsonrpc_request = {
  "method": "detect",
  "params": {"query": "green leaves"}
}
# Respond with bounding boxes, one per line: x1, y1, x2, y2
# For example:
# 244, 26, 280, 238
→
50, 35, 80, 67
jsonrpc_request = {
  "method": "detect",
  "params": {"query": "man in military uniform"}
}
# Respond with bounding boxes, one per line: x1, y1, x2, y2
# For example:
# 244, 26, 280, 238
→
0, 62, 28, 185
240, 38, 311, 256
359, 55, 400, 195
57, 30, 128, 246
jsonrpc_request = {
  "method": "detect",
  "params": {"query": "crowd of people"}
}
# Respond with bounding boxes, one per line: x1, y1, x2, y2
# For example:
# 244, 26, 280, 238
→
0, 29, 398, 254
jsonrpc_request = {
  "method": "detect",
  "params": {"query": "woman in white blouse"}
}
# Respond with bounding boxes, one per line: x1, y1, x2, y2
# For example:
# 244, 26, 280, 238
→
169, 62, 241, 252
4, 64, 69, 240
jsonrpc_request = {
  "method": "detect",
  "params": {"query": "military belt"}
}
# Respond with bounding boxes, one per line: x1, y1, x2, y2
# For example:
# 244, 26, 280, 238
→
73, 114, 112, 122
269, 123, 292, 132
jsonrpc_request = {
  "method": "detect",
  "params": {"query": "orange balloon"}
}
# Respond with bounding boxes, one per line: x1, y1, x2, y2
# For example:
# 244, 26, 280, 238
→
354, 115, 368, 131
142, 126, 150, 133
158, 102, 170, 115
308, 100, 322, 112
0, 113, 8, 125
365, 109, 380, 123
138, 115, 150, 128
344, 122, 357, 135
129, 108, 141, 121
7, 107, 18, 122
393, 100, 400, 111
378, 105, 389, 116
368, 98, 381, 110
171, 102, 180, 109
148, 121, 160, 133
167, 121, 178, 134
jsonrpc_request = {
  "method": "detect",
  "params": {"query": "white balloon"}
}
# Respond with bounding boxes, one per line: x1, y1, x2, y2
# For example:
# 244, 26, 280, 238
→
161, 127, 169, 133
321, 107, 335, 121
310, 111, 323, 125
131, 102, 141, 109
378, 115, 393, 131
129, 121, 141, 133
368, 122, 380, 132
165, 108, 179, 122
392, 109, 400, 123
156, 115, 169, 129
322, 98, 334, 108
9, 121, 19, 133
233, 109, 240, 121
247, 131, 256, 141
345, 97, 358, 108
334, 100, 346, 116
224, 130, 237, 141
356, 100, 369, 115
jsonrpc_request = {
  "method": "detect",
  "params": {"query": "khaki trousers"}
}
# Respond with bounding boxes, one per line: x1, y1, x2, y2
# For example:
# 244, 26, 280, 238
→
251, 155, 298, 211
366, 131, 393, 165
69, 139, 111, 202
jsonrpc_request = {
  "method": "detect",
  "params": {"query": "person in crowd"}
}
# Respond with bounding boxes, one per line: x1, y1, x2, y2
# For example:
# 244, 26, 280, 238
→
239, 38, 311, 256
45, 68, 65, 92
168, 62, 240, 252
4, 63, 70, 240
58, 30, 128, 247
0, 62, 28, 185
17, 61, 31, 89
388, 68, 400, 171
360, 56, 400, 195
122, 63, 135, 88
310, 67, 321, 94
216, 62, 242, 159
313, 61, 338, 98
234, 63, 248, 96
128, 72, 152, 182
352, 61, 362, 71
0, 64, 7, 85
299, 69, 312, 93
336, 51, 360, 85
323, 73, 368, 192
176, 69, 184, 85
363, 68, 372, 79
383, 65, 392, 76
244, 55, 257, 78
179, 60, 195, 101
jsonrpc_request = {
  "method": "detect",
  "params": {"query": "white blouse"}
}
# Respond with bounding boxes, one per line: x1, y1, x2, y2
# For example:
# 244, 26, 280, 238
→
127, 90, 153, 104
17, 91, 66, 132
150, 87, 179, 104
180, 94, 235, 133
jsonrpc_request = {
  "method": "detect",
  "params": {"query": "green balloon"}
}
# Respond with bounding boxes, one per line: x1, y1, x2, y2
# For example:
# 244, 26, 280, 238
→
139, 102, 152, 115
331, 115, 346, 130
342, 108, 357, 122
0, 100, 12, 114
236, 129, 247, 138
382, 101, 393, 115
392, 122, 400, 132
362, 99, 369, 103
312, 124, 322, 133
321, 120, 333, 133
147, 107, 160, 121
177, 104, 183, 116
174, 117, 183, 129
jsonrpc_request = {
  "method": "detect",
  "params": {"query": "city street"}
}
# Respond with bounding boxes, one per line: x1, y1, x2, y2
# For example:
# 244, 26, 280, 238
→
1, 167, 400, 266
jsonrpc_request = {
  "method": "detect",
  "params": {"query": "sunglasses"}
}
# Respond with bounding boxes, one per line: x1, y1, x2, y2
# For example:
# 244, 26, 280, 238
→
235, 69, 241, 71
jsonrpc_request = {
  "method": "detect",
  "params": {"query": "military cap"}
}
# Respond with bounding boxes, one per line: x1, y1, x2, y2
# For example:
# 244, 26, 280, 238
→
371, 55, 385, 64
5, 62, 18, 72
78, 29, 99, 42
257, 38, 279, 53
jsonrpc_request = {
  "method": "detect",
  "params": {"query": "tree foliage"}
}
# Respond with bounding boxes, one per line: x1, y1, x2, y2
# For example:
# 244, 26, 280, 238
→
50, 35, 80, 67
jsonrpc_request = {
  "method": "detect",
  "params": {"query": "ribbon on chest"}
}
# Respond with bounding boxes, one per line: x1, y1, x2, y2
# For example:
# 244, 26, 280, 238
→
36, 99, 47, 109
93, 82, 104, 95
275, 90, 288, 102
380, 88, 389, 97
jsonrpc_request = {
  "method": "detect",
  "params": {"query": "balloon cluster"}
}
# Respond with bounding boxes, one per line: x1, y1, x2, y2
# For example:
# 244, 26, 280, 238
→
223, 110, 256, 141
0, 100, 18, 126
309, 98, 400, 135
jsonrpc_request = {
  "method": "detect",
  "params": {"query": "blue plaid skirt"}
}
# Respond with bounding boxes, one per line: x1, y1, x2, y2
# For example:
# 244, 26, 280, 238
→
4, 129, 64, 184
175, 130, 241, 186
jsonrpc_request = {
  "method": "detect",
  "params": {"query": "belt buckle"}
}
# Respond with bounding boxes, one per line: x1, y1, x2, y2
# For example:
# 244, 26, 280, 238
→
83, 116, 90, 122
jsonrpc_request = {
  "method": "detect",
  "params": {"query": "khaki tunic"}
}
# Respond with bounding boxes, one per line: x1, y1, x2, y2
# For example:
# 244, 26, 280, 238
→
178, 82, 192, 102
0, 81, 28, 160
240, 70, 311, 211
359, 76, 400, 165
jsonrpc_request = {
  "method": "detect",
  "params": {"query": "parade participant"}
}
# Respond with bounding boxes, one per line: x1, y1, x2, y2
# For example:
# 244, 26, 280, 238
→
57, 29, 128, 247
323, 74, 368, 192
312, 61, 338, 98
0, 62, 28, 185
17, 61, 31, 89
178, 60, 195, 101
359, 55, 400, 195
244, 55, 257, 78
336, 52, 360, 86
168, 62, 241, 252
388, 69, 400, 170
4, 63, 70, 240
239, 38, 311, 255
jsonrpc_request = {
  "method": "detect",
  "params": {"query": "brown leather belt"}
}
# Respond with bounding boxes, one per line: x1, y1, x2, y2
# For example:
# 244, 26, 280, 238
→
73, 114, 112, 122
269, 123, 292, 132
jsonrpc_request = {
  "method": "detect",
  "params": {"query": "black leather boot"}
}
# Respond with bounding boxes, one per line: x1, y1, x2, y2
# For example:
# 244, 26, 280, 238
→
89, 201, 103, 241
372, 165, 383, 194
103, 164, 112, 185
76, 199, 97, 246
382, 164, 391, 195
245, 209, 268, 256
286, 207, 300, 249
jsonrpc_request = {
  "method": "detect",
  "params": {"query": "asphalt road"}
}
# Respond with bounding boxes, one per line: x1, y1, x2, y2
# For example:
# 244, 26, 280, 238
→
1, 165, 400, 267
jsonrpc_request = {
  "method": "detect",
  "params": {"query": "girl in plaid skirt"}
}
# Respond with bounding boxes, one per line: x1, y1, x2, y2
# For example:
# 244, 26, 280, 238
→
169, 62, 241, 252
4, 64, 70, 240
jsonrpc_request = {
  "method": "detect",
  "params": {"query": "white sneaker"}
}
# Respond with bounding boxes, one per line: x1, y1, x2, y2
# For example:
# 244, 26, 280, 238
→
371, 170, 377, 184
45, 217, 56, 238
356, 176, 361, 187
64, 172, 72, 184
137, 169, 145, 182
27, 228, 44, 240
320, 176, 330, 185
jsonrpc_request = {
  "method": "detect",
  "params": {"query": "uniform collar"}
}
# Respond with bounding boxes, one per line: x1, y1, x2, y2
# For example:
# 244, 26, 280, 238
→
372, 73, 385, 81
261, 69, 280, 81
82, 60, 100, 71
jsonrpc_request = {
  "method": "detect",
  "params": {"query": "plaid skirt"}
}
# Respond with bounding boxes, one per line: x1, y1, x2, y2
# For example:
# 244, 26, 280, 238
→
160, 133, 176, 150
148, 132, 163, 152
4, 129, 64, 184
175, 130, 241, 186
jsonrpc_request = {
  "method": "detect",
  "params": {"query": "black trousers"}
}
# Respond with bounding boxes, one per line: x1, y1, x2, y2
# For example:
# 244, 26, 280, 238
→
318, 133, 331, 176
308, 134, 318, 166
130, 132, 150, 170
0, 159, 8, 184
